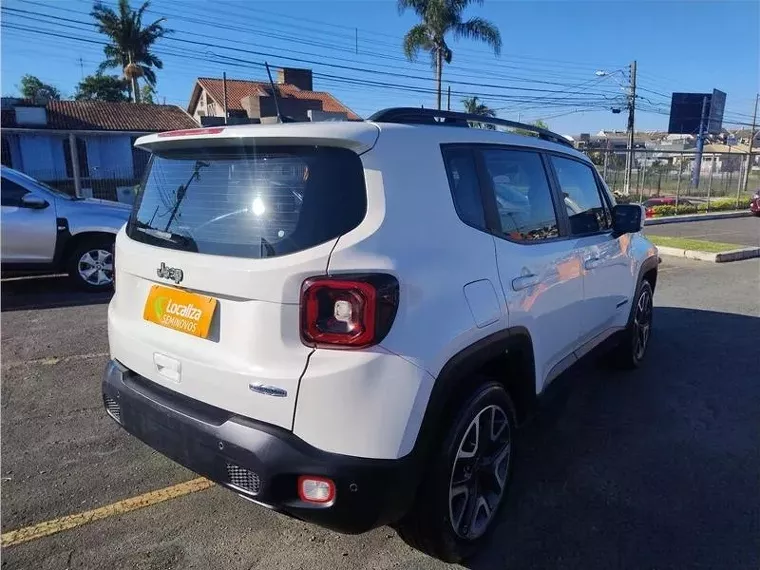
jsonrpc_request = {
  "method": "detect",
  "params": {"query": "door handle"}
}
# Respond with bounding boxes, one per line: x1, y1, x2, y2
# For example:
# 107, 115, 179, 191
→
584, 257, 602, 270
512, 274, 540, 291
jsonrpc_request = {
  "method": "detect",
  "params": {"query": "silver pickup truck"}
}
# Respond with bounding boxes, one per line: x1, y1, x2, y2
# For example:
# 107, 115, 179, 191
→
1, 166, 131, 291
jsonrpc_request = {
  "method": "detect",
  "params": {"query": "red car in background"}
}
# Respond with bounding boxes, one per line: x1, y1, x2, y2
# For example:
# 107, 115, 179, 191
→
751, 190, 760, 216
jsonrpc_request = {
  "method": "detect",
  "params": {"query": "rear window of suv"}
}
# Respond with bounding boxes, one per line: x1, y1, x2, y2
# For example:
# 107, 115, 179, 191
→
127, 145, 366, 258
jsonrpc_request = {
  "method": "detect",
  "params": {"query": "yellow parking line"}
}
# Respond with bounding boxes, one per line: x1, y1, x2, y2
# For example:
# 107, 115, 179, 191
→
1, 477, 214, 548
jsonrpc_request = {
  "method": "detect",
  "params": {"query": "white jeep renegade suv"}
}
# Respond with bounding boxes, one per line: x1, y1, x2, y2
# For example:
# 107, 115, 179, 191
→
102, 109, 658, 562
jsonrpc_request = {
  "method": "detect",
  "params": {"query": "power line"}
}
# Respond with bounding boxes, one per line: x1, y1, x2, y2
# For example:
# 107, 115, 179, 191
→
1, 7, 628, 101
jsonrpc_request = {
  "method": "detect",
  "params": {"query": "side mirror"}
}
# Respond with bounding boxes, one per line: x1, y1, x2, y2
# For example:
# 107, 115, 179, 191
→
21, 194, 49, 209
612, 203, 644, 235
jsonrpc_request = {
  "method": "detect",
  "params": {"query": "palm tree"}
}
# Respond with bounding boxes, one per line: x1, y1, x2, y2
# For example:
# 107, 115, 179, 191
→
462, 96, 496, 129
398, 0, 501, 110
91, 0, 171, 103
462, 96, 495, 117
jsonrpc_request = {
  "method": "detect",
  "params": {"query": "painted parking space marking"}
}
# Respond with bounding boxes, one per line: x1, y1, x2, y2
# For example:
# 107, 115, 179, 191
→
1, 477, 214, 548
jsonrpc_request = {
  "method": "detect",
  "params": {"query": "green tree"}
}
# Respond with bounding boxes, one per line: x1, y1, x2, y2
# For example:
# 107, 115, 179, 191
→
18, 74, 60, 102
75, 73, 130, 102
398, 0, 501, 110
91, 0, 171, 103
140, 83, 156, 104
515, 119, 550, 137
461, 96, 496, 129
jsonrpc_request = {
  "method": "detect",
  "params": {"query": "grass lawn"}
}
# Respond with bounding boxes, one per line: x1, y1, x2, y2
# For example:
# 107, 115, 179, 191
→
647, 235, 742, 253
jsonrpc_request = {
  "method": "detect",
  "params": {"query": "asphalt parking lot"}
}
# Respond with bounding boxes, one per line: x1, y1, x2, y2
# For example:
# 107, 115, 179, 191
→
644, 215, 759, 247
2, 258, 759, 570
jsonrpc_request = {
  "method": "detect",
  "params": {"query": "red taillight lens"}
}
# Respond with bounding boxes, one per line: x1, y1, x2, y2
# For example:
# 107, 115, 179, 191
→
300, 274, 399, 349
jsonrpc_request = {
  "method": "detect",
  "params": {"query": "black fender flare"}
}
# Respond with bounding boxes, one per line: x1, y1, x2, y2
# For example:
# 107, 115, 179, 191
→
406, 326, 535, 467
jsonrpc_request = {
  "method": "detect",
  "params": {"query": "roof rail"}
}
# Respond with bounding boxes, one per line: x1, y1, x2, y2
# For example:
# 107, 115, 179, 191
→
368, 107, 574, 148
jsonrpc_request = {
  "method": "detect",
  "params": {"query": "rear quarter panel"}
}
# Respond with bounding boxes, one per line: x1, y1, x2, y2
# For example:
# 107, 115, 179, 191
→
294, 126, 509, 459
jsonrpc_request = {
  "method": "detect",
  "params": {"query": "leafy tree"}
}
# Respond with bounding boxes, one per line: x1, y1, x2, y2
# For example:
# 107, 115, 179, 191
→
91, 0, 171, 102
461, 96, 495, 129
398, 0, 501, 110
140, 83, 156, 104
19, 74, 60, 102
515, 119, 550, 137
75, 73, 130, 102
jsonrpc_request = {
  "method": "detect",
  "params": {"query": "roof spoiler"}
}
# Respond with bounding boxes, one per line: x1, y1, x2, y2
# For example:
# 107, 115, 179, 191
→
368, 107, 573, 148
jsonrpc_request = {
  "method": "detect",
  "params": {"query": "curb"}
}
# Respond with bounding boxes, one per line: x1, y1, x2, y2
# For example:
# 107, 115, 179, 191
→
656, 245, 760, 263
645, 211, 753, 226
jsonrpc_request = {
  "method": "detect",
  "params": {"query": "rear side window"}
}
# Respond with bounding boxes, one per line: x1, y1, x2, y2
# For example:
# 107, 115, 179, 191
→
550, 156, 611, 235
127, 146, 366, 258
443, 148, 486, 230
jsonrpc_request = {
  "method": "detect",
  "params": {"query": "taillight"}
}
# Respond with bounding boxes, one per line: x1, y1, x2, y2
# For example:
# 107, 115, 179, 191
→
300, 274, 399, 349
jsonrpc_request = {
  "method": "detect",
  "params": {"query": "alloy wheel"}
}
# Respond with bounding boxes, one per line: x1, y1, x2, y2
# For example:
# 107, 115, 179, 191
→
78, 248, 114, 287
633, 287, 653, 361
448, 404, 511, 540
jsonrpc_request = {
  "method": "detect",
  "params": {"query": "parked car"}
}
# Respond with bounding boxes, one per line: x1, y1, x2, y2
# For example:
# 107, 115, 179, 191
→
1, 166, 130, 291
102, 109, 658, 563
750, 189, 760, 216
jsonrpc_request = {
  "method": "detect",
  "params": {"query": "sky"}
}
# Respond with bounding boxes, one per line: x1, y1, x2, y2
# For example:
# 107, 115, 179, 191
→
1, 0, 758, 135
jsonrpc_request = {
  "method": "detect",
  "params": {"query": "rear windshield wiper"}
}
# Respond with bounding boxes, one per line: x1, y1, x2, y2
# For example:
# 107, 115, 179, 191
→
133, 221, 199, 252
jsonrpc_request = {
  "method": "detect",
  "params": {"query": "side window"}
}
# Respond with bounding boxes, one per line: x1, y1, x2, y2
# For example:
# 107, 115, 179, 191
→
443, 147, 486, 230
480, 149, 559, 242
1, 180, 29, 207
550, 156, 612, 235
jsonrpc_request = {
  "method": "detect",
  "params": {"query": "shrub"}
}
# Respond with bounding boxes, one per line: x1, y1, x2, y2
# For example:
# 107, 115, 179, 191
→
696, 197, 752, 211
650, 204, 697, 217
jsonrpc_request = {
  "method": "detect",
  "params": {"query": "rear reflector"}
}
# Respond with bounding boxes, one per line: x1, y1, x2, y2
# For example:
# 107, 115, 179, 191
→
157, 127, 225, 138
298, 476, 336, 504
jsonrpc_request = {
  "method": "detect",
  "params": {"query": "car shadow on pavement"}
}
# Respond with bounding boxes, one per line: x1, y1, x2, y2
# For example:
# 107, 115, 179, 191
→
1, 275, 112, 312
464, 307, 760, 570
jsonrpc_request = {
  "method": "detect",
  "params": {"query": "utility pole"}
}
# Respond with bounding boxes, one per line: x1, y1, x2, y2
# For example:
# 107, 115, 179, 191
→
447, 86, 451, 111
741, 93, 759, 194
222, 72, 229, 125
623, 60, 637, 195
690, 95, 709, 188
78, 57, 84, 80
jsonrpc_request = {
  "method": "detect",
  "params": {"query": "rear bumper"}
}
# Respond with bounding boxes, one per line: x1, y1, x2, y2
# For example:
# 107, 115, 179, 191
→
102, 360, 419, 534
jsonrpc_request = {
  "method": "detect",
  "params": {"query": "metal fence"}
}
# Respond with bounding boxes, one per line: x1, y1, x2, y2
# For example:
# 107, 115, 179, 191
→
581, 148, 759, 210
23, 167, 141, 204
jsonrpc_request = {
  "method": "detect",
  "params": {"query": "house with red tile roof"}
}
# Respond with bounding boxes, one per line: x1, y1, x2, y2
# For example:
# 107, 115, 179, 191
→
187, 68, 360, 125
1, 98, 197, 199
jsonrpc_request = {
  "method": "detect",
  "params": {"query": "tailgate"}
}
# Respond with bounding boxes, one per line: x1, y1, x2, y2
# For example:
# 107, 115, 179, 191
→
109, 141, 369, 430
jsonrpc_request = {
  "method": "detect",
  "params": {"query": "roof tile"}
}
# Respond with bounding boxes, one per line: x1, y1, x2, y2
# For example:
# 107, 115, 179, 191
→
2, 100, 198, 132
196, 78, 360, 120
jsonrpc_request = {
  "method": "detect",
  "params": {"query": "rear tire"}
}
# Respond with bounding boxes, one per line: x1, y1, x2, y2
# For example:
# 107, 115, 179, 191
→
396, 381, 516, 563
67, 237, 115, 292
610, 280, 654, 369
